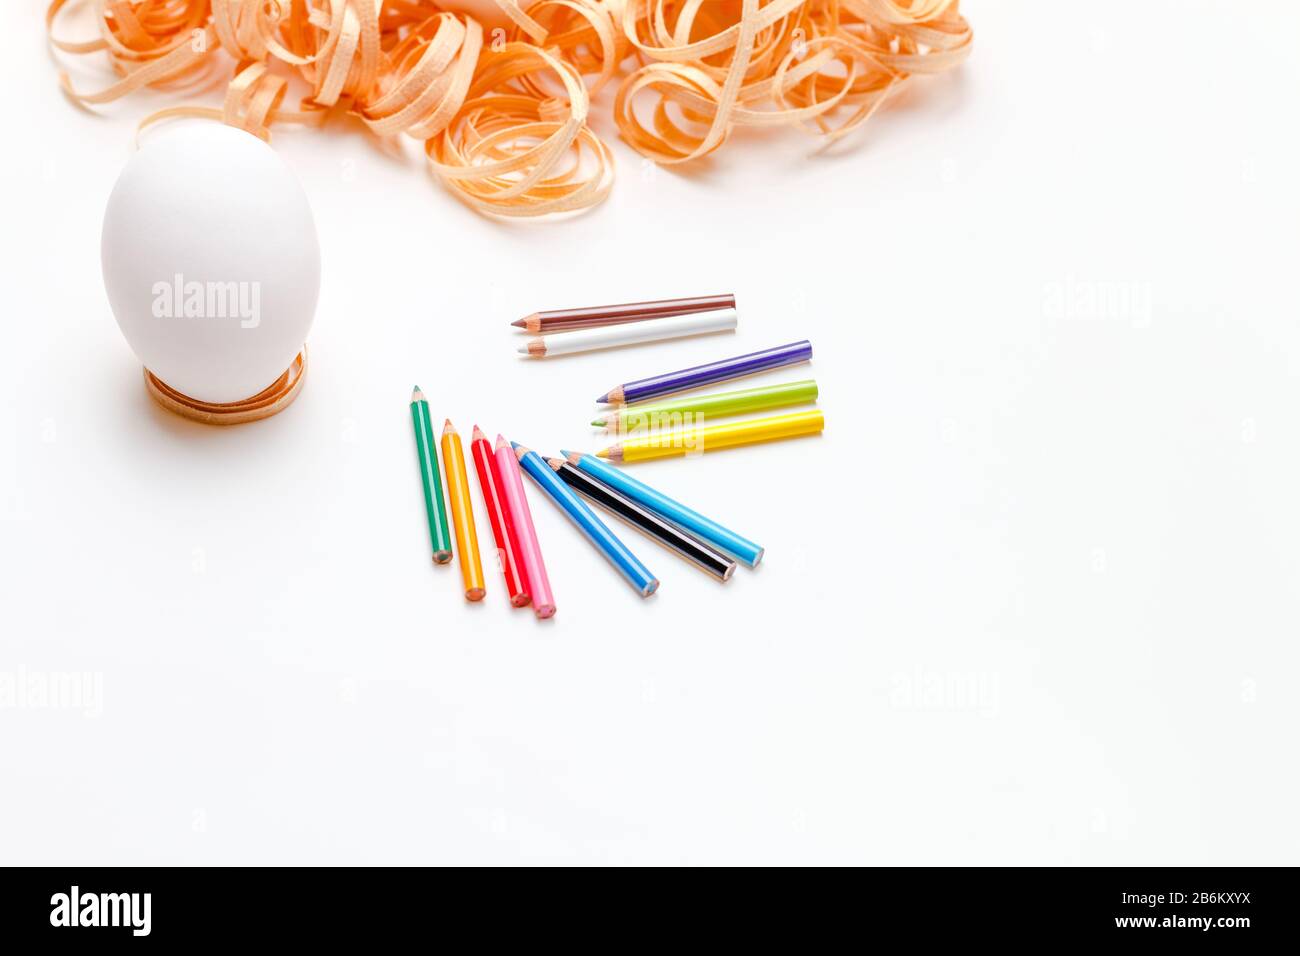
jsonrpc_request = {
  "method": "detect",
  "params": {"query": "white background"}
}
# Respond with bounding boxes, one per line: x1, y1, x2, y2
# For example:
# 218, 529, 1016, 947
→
3, 1, 1297, 865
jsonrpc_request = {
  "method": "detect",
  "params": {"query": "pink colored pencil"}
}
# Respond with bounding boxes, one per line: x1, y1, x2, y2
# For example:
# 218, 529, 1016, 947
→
495, 435, 556, 619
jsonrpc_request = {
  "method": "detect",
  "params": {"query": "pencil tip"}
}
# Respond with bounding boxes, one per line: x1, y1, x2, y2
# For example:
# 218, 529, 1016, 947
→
510, 318, 524, 328
596, 447, 610, 458
590, 419, 605, 427
411, 386, 423, 401
596, 392, 609, 404
495, 434, 508, 451
513, 444, 528, 460
547, 457, 563, 470
442, 419, 455, 435
472, 425, 486, 441
509, 441, 522, 451
558, 449, 573, 458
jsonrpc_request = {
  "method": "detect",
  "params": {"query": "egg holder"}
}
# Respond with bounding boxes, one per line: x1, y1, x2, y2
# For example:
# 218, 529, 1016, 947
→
144, 349, 307, 425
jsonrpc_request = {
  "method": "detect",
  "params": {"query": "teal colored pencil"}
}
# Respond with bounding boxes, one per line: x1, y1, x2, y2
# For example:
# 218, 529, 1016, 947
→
559, 450, 764, 567
410, 387, 453, 564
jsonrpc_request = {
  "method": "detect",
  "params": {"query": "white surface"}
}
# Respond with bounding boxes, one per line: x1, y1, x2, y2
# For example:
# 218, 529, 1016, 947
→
2, 1, 1298, 865
102, 123, 320, 403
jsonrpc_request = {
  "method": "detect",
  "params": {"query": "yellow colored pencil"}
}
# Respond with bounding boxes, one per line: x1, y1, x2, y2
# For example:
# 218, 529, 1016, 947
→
597, 410, 825, 463
441, 420, 486, 601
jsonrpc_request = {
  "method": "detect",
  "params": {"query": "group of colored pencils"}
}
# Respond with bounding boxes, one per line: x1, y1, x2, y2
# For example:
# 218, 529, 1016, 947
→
513, 294, 738, 358
589, 339, 825, 462
410, 388, 764, 617
411, 295, 827, 615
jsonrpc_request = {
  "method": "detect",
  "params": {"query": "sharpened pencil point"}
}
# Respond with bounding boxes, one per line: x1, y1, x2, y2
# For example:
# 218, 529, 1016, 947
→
513, 443, 530, 460
590, 418, 606, 428
566, 451, 582, 466
443, 418, 456, 436
547, 457, 564, 470
472, 425, 486, 442
510, 318, 525, 328
510, 441, 521, 451
494, 434, 508, 451
596, 392, 610, 404
411, 386, 424, 402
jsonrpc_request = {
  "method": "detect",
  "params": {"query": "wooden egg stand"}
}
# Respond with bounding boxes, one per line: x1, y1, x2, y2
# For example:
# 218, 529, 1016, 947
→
144, 348, 308, 425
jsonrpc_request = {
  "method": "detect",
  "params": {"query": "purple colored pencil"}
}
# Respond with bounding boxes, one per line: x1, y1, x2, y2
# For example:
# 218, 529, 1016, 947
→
596, 340, 813, 405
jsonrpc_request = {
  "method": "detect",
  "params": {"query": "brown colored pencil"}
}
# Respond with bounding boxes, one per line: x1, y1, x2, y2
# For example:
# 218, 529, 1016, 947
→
511, 294, 735, 334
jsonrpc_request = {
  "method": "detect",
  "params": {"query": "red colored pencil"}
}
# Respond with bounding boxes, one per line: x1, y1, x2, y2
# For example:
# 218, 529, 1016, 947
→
470, 426, 530, 608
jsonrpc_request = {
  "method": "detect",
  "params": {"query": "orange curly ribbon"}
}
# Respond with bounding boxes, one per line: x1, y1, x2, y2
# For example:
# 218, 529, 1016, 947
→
47, 0, 971, 217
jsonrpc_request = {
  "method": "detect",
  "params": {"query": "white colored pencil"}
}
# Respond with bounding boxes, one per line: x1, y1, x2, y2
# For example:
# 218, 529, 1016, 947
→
518, 308, 738, 358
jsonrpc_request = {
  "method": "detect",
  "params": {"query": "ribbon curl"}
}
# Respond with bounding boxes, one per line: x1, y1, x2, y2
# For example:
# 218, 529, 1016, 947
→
47, 0, 971, 217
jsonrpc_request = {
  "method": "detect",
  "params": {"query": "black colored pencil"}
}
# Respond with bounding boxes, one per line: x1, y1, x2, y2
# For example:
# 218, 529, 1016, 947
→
546, 458, 737, 582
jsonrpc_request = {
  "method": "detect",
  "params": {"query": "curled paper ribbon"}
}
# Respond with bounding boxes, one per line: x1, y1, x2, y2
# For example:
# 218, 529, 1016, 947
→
428, 41, 615, 216
47, 0, 971, 216
615, 0, 973, 160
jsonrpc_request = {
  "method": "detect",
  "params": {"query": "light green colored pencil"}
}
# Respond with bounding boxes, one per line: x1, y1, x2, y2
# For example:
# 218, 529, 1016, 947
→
592, 379, 818, 433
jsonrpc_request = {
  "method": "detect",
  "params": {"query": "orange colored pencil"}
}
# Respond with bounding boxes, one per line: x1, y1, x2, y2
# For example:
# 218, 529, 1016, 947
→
441, 420, 486, 602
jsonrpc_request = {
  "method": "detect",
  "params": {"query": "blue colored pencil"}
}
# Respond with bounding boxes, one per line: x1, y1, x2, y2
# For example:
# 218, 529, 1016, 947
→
559, 450, 764, 568
512, 443, 659, 598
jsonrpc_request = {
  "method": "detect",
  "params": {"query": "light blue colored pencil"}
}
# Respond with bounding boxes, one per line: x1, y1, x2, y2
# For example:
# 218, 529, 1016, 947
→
513, 443, 659, 598
559, 450, 764, 567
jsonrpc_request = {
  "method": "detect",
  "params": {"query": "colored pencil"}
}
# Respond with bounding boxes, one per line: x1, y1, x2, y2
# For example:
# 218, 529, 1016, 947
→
519, 308, 737, 358
440, 421, 486, 601
548, 458, 736, 582
470, 426, 530, 607
495, 435, 556, 618
409, 387, 452, 564
561, 450, 764, 567
597, 340, 813, 404
593, 379, 819, 432
514, 443, 659, 598
512, 294, 735, 334
598, 410, 824, 463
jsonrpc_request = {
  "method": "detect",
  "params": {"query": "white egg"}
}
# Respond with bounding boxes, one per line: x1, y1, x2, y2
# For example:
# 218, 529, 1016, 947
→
102, 122, 320, 404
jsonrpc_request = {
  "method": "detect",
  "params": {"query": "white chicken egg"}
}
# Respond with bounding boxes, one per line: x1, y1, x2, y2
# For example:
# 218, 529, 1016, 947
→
102, 122, 320, 405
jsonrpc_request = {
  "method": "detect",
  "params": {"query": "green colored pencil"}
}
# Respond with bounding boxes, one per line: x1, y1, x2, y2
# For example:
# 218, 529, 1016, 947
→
592, 379, 818, 433
410, 387, 453, 564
